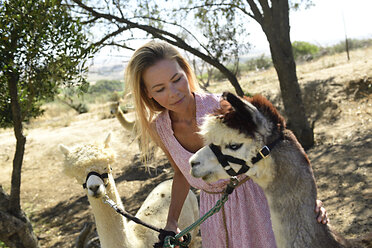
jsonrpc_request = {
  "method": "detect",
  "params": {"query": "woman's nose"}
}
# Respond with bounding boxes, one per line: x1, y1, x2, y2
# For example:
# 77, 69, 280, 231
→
169, 83, 179, 97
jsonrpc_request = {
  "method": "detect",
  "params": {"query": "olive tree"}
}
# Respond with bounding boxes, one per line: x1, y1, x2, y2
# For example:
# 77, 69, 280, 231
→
0, 0, 92, 246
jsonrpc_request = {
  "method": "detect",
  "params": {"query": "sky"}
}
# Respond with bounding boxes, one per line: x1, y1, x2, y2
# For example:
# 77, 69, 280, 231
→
92, 0, 372, 65
250, 0, 372, 55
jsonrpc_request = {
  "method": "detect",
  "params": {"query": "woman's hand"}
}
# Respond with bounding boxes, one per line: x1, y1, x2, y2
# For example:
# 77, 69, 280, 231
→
315, 199, 329, 224
163, 221, 182, 248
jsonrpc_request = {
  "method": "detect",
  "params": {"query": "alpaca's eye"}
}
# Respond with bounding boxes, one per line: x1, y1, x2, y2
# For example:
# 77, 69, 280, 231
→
225, 143, 243, 150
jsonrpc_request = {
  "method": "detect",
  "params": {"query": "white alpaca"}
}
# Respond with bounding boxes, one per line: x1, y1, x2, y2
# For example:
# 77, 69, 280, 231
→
189, 92, 371, 248
59, 134, 199, 248
109, 102, 135, 132
109, 102, 157, 158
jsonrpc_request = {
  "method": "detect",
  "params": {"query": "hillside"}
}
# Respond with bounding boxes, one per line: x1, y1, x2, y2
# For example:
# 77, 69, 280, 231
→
0, 47, 371, 247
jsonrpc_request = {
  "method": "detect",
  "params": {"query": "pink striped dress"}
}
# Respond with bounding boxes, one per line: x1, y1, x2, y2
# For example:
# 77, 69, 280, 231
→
156, 92, 277, 248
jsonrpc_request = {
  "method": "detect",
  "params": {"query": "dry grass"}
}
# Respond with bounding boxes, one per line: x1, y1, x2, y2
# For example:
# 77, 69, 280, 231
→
0, 46, 371, 247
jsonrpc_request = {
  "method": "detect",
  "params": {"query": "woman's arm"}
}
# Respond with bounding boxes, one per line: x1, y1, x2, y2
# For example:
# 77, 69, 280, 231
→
165, 158, 191, 232
149, 122, 190, 232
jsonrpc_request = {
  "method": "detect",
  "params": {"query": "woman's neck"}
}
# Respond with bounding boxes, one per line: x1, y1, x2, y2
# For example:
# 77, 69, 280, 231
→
169, 93, 196, 123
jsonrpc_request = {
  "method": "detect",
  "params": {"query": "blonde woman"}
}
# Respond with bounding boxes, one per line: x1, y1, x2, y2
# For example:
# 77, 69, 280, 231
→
125, 41, 328, 248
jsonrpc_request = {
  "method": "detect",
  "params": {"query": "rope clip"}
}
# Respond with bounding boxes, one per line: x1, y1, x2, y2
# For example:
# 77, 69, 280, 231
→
224, 177, 239, 195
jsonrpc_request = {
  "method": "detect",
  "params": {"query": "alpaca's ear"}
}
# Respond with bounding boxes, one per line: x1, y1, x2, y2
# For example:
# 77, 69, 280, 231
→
223, 92, 271, 136
104, 133, 111, 148
244, 101, 271, 136
59, 144, 71, 156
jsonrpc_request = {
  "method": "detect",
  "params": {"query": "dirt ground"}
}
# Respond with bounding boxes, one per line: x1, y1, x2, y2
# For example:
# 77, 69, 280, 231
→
0, 47, 371, 247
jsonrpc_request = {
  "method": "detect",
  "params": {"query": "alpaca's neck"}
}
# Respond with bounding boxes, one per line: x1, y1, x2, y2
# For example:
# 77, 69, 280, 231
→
88, 176, 129, 248
264, 162, 341, 248
116, 109, 135, 131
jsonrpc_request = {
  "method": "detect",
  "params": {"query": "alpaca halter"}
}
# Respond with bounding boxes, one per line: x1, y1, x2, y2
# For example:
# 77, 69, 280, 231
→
82, 169, 111, 189
209, 144, 249, 176
209, 137, 282, 177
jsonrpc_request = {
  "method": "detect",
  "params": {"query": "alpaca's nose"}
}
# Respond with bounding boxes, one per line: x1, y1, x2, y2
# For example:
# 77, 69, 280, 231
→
89, 185, 100, 193
190, 161, 200, 168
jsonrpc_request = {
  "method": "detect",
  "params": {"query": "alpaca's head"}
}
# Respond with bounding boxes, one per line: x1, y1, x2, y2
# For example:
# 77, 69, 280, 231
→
190, 92, 286, 187
59, 133, 116, 198
110, 102, 120, 115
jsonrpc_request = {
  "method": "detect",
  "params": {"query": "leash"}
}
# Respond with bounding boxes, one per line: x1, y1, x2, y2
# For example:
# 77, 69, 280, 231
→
102, 177, 239, 248
102, 195, 191, 247
102, 196, 166, 233
163, 177, 239, 248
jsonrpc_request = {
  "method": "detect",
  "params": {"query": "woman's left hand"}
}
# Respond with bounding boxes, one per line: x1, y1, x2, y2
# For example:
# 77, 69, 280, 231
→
315, 199, 329, 224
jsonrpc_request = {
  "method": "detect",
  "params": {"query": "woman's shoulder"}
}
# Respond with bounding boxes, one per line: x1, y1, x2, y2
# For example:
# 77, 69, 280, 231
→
196, 91, 222, 104
195, 91, 222, 117
153, 109, 168, 123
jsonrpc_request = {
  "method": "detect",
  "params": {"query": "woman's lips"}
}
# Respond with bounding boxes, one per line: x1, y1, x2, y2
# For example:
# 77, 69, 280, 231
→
171, 96, 185, 105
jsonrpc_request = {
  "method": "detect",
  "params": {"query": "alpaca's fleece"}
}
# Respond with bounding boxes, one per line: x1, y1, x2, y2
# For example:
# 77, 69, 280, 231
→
59, 135, 199, 248
190, 92, 370, 248
62, 143, 116, 185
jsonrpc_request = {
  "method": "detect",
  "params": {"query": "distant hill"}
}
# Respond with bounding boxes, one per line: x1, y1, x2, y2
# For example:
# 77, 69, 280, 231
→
87, 61, 125, 83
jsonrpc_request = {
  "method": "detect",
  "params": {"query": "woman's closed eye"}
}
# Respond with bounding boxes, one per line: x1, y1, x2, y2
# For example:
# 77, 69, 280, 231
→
155, 87, 165, 93
172, 76, 182, 83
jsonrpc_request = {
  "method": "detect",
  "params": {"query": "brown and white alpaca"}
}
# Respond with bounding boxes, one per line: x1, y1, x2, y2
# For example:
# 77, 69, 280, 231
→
189, 92, 371, 248
59, 133, 199, 248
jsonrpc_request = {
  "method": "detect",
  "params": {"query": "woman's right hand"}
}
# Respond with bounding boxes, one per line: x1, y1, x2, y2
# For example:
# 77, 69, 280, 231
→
164, 220, 183, 248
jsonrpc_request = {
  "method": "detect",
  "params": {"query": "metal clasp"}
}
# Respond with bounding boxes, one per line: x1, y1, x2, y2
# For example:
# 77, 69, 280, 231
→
259, 146, 270, 159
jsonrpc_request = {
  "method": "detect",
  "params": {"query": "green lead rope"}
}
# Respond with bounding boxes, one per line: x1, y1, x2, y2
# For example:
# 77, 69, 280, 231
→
163, 177, 239, 248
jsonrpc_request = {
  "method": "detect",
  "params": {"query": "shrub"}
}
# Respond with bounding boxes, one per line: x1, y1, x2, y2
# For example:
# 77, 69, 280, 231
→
323, 38, 372, 55
244, 54, 272, 72
292, 41, 319, 61
88, 80, 124, 94
211, 64, 238, 81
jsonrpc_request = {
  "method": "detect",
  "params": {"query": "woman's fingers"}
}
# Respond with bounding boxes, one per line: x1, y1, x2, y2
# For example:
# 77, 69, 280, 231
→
315, 199, 329, 224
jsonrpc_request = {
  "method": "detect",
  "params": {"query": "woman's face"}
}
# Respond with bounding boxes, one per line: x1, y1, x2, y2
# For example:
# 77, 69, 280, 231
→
143, 59, 193, 113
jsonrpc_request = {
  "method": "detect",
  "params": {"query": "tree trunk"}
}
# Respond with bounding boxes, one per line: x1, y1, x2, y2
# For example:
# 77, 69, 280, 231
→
0, 187, 39, 248
1, 71, 40, 247
260, 0, 314, 149
7, 71, 26, 216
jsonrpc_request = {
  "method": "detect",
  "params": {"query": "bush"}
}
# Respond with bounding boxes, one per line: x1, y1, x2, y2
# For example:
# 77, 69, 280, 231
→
88, 80, 124, 94
243, 54, 272, 72
211, 64, 238, 81
322, 38, 372, 55
292, 41, 319, 61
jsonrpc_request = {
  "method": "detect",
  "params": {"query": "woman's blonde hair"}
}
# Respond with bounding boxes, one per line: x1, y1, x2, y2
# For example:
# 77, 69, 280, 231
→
124, 41, 199, 161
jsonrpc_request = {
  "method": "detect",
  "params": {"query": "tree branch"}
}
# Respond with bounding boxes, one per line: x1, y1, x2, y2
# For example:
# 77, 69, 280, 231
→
72, 0, 215, 63
257, 0, 271, 14
72, 0, 244, 96
100, 41, 135, 51
89, 26, 131, 50
131, 15, 214, 57
81, 16, 100, 25
178, 3, 252, 17
245, 0, 263, 24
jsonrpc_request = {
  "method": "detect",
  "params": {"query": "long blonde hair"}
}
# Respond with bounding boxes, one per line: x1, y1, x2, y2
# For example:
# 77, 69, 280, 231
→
124, 41, 200, 161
